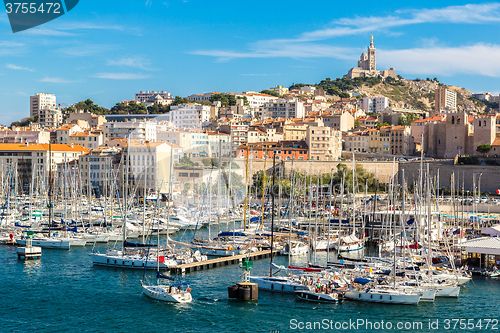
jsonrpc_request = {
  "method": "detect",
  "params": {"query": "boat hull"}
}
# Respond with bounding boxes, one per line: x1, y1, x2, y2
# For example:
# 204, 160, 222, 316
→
345, 290, 420, 305
91, 253, 178, 269
250, 276, 309, 293
142, 285, 192, 303
295, 291, 343, 303
336, 242, 364, 252
435, 286, 460, 298
16, 239, 70, 250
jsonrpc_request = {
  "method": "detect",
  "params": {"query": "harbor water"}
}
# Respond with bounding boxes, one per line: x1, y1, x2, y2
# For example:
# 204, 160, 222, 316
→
1, 232, 499, 333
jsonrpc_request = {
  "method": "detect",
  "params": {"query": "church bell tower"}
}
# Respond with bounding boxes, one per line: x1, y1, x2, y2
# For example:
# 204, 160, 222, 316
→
368, 35, 376, 71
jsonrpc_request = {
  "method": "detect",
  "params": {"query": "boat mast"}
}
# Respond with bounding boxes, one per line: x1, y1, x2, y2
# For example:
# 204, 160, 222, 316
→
166, 144, 174, 250
48, 143, 53, 236
243, 146, 249, 232
122, 137, 130, 253
352, 153, 355, 236
314, 174, 319, 264
269, 152, 276, 277
327, 168, 333, 263
426, 163, 432, 284
288, 158, 295, 266
260, 148, 267, 231
142, 162, 147, 244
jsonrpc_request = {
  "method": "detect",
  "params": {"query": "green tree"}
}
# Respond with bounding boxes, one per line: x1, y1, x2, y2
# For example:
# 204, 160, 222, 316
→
375, 121, 390, 129
110, 101, 147, 115
476, 144, 492, 156
183, 182, 191, 195
176, 156, 197, 169
210, 93, 237, 106
354, 119, 362, 128
202, 158, 219, 168
63, 99, 109, 115
11, 114, 38, 128
260, 89, 280, 97
147, 104, 170, 114
171, 96, 195, 106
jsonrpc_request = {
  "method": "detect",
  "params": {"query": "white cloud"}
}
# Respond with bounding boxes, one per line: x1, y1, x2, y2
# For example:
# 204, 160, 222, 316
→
107, 56, 152, 70
58, 44, 116, 57
0, 42, 26, 56
93, 73, 151, 80
239, 73, 282, 76
40, 77, 77, 84
192, 3, 500, 61
0, 41, 25, 48
6, 64, 34, 72
300, 3, 500, 42
191, 44, 358, 60
20, 29, 75, 36
378, 43, 500, 77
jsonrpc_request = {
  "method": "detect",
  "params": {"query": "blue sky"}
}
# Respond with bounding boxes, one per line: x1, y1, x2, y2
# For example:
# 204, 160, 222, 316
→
0, 0, 500, 125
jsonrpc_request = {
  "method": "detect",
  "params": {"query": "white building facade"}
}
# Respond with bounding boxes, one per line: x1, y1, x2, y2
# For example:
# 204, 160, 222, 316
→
103, 119, 157, 143
361, 96, 389, 113
135, 91, 172, 103
258, 98, 305, 119
169, 104, 211, 129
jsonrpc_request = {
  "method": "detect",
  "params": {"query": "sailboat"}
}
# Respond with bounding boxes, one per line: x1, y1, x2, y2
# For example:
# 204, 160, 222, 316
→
141, 215, 192, 303
16, 145, 72, 250
141, 273, 192, 303
344, 169, 421, 305
91, 138, 178, 269
336, 154, 363, 252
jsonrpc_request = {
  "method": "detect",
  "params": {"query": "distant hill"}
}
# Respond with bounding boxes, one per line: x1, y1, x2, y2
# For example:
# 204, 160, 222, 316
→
290, 77, 498, 115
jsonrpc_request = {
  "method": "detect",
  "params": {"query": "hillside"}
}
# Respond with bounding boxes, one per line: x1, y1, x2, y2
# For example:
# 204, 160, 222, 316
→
363, 79, 493, 114
292, 77, 497, 115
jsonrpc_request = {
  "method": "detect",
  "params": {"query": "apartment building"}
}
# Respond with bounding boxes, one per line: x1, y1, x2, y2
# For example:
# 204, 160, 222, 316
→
344, 131, 370, 152
103, 119, 157, 142
390, 126, 414, 155
258, 98, 305, 119
283, 122, 307, 141
207, 131, 231, 158
187, 92, 218, 101
135, 91, 172, 103
69, 130, 104, 150
158, 130, 209, 158
169, 103, 211, 129
0, 143, 88, 191
0, 128, 50, 144
30, 93, 56, 117
269, 85, 289, 95
360, 96, 389, 113
219, 123, 249, 155
236, 141, 309, 161
369, 127, 391, 153
66, 112, 106, 128
229, 92, 278, 108
55, 124, 83, 144
435, 88, 457, 114
305, 126, 341, 161
321, 111, 355, 131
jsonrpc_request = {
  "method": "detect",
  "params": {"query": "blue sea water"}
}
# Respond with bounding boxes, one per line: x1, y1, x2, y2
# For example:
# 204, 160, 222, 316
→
1, 232, 499, 333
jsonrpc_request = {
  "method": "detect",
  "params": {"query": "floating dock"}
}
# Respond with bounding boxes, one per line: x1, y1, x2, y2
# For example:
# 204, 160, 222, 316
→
170, 250, 278, 274
17, 246, 42, 260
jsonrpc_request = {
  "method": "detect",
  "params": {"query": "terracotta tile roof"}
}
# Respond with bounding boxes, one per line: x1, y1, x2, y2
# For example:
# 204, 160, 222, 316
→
0, 143, 88, 152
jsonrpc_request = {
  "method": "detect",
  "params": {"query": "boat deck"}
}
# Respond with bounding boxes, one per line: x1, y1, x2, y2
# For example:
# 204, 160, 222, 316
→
170, 250, 278, 274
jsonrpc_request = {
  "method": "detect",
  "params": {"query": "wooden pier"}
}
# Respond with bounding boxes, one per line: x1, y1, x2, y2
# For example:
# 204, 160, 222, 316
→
170, 250, 278, 274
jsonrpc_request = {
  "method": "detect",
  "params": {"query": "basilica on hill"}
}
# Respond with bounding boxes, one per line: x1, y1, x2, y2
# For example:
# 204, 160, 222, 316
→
344, 35, 397, 79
